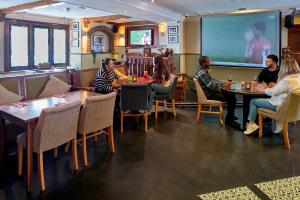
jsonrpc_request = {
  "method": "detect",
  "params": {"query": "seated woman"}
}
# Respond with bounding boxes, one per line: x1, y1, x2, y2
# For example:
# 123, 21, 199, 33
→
151, 55, 171, 95
94, 58, 121, 94
244, 58, 300, 135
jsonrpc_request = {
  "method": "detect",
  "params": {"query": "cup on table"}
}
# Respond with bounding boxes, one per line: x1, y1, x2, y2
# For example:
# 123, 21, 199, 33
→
228, 76, 233, 83
143, 71, 148, 78
128, 75, 132, 82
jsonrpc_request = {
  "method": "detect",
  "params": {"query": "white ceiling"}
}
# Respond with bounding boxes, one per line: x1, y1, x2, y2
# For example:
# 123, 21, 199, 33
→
25, 3, 114, 18
0, 0, 39, 9
1, 0, 300, 22
152, 0, 300, 15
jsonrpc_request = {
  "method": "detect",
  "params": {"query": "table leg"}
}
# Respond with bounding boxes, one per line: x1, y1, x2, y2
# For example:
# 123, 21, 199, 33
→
0, 118, 6, 175
26, 121, 35, 192
242, 95, 251, 130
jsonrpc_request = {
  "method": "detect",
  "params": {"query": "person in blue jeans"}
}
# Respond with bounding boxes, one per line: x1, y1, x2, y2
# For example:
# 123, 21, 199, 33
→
244, 58, 300, 135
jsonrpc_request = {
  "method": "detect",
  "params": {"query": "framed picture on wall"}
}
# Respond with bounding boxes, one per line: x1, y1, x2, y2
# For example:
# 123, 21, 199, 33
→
72, 22, 79, 30
72, 39, 79, 47
93, 35, 103, 45
168, 26, 178, 34
72, 31, 79, 39
168, 35, 179, 44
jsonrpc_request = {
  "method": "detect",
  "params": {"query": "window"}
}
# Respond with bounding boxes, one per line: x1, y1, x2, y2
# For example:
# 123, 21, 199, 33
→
5, 19, 69, 71
10, 25, 29, 67
53, 29, 66, 64
34, 27, 49, 66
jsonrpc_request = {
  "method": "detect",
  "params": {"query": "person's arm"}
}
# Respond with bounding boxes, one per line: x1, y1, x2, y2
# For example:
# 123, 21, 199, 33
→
195, 70, 219, 92
257, 69, 264, 83
94, 72, 113, 93
264, 79, 289, 96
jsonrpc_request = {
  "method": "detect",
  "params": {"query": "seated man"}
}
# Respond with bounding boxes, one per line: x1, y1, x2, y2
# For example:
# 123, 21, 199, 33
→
194, 56, 240, 129
257, 54, 279, 87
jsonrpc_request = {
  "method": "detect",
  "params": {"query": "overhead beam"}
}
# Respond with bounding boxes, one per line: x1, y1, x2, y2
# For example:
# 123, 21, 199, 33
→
117, 21, 157, 26
0, 0, 58, 14
86, 15, 130, 23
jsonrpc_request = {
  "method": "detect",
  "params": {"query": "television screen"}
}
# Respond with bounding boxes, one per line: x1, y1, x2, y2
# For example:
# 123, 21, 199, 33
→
130, 30, 152, 45
201, 12, 280, 68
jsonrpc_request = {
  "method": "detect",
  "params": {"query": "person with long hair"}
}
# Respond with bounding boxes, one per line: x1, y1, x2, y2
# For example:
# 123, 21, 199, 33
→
94, 58, 120, 94
151, 56, 171, 95
244, 58, 300, 135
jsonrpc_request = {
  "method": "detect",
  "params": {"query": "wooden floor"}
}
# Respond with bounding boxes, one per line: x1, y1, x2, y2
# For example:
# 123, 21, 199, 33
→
0, 107, 300, 200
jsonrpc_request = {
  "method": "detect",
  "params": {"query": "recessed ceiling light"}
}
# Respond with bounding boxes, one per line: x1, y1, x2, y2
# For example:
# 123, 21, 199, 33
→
124, 10, 127, 13
151, 0, 155, 2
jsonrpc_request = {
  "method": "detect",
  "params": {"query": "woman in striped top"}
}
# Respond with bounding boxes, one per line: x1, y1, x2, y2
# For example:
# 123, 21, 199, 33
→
94, 58, 120, 94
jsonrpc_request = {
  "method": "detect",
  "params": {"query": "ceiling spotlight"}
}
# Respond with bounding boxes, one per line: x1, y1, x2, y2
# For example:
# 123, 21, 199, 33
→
124, 10, 127, 13
66, 7, 70, 11
151, 0, 155, 2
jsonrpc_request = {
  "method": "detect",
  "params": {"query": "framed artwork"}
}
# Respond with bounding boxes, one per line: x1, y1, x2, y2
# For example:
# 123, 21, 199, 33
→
93, 35, 103, 45
72, 22, 79, 30
72, 39, 79, 47
72, 31, 79, 39
168, 26, 178, 34
168, 35, 179, 44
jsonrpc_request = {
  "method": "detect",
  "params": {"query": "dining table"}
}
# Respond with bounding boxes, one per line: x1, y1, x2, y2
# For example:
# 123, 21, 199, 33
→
0, 90, 100, 191
117, 76, 154, 85
222, 87, 269, 130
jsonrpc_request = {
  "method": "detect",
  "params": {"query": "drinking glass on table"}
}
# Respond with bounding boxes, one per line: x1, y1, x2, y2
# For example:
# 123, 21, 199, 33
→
228, 76, 233, 82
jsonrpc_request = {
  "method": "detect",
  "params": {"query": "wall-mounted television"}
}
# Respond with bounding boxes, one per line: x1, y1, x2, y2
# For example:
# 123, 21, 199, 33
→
129, 29, 152, 45
126, 25, 158, 47
201, 11, 281, 68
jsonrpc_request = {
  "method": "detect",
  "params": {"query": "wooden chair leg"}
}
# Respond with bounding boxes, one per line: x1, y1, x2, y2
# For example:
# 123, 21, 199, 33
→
17, 144, 23, 176
94, 135, 98, 142
82, 134, 88, 167
164, 100, 167, 111
145, 111, 148, 133
121, 111, 124, 134
258, 114, 263, 138
65, 142, 70, 153
108, 125, 115, 153
72, 139, 79, 171
155, 100, 159, 119
37, 153, 45, 191
283, 123, 291, 149
53, 148, 58, 158
219, 106, 223, 127
196, 104, 202, 122
172, 99, 176, 117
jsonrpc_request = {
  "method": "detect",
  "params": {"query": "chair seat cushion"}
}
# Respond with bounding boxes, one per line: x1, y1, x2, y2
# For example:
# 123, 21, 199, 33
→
38, 75, 71, 98
203, 100, 222, 106
0, 84, 23, 106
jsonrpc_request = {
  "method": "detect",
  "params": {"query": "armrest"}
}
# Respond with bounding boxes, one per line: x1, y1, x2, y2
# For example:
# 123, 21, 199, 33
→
71, 86, 95, 92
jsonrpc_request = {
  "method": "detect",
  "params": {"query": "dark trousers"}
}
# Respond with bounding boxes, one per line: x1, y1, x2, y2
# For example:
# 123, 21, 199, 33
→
207, 91, 237, 120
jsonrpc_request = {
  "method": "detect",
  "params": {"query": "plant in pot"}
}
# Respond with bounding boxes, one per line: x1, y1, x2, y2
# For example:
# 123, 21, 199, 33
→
38, 62, 51, 70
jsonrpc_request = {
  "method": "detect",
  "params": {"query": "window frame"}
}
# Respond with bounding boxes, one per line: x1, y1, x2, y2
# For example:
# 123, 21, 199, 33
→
4, 19, 69, 71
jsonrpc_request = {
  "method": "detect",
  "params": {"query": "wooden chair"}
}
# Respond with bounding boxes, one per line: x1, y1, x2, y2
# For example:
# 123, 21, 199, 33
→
258, 92, 300, 149
154, 74, 178, 120
77, 93, 117, 167
193, 78, 223, 126
17, 101, 81, 191
120, 84, 150, 133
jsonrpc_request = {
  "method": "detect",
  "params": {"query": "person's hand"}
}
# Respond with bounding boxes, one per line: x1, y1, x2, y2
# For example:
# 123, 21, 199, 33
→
222, 82, 231, 89
267, 82, 276, 88
118, 77, 124, 82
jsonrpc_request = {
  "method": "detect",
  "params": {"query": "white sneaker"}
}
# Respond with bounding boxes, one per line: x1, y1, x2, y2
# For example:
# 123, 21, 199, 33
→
274, 123, 283, 133
243, 123, 259, 135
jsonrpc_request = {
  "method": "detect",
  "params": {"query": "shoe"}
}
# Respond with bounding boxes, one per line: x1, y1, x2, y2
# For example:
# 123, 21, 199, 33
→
233, 116, 238, 120
225, 116, 239, 121
243, 123, 259, 135
274, 122, 283, 133
225, 120, 241, 130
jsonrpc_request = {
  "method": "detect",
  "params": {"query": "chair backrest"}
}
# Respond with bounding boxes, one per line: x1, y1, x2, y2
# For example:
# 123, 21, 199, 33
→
277, 92, 300, 122
168, 74, 178, 99
193, 78, 208, 103
33, 101, 81, 153
78, 92, 116, 134
120, 84, 149, 111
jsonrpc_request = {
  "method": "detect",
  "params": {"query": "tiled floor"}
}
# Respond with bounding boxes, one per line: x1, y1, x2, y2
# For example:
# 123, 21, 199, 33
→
0, 107, 300, 200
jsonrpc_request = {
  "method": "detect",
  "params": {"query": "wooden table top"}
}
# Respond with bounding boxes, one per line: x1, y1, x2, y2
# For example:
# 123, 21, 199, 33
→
117, 77, 154, 85
0, 91, 100, 123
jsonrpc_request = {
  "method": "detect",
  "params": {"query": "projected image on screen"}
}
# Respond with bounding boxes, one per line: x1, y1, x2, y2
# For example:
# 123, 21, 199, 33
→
130, 30, 152, 45
201, 12, 280, 68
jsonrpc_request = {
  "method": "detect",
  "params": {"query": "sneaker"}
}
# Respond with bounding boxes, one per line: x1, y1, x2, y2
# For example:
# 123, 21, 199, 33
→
243, 123, 259, 135
274, 122, 283, 133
